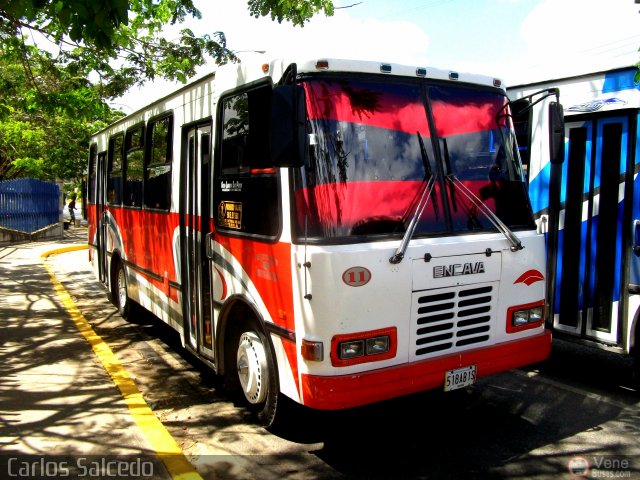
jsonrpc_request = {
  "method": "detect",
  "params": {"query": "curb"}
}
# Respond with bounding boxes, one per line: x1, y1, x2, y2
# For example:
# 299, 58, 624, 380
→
40, 244, 89, 259
40, 245, 203, 480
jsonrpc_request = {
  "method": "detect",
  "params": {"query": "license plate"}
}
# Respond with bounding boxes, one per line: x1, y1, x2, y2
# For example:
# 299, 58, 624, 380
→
444, 365, 477, 392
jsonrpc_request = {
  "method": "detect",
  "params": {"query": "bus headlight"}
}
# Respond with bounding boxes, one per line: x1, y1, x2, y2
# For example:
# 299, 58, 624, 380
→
338, 336, 391, 359
366, 336, 390, 355
340, 340, 365, 359
507, 301, 545, 333
330, 327, 397, 366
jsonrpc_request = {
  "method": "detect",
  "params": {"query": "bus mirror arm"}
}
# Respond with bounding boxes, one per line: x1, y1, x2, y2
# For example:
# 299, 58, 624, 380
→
509, 88, 564, 165
549, 101, 565, 165
510, 87, 560, 117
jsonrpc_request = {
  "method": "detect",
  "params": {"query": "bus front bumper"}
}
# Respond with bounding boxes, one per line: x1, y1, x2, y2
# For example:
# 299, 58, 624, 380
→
300, 330, 552, 410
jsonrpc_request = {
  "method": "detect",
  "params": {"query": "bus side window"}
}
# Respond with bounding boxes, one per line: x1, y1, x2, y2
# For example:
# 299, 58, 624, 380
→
107, 134, 124, 205
124, 125, 144, 208
511, 99, 532, 182
220, 93, 250, 175
144, 115, 173, 211
88, 143, 97, 204
216, 84, 279, 238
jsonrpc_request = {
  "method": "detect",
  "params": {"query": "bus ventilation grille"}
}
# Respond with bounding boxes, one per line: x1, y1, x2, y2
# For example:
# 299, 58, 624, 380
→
413, 284, 494, 357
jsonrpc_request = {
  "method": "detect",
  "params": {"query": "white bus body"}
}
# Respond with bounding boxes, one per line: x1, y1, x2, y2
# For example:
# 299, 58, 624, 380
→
87, 57, 551, 426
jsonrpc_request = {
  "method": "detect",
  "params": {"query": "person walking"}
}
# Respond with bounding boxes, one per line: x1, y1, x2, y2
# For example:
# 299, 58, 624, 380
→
68, 195, 76, 226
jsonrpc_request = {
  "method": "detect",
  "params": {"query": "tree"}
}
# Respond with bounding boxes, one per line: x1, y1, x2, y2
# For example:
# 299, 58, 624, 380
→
0, 0, 335, 181
0, 43, 124, 180
0, 0, 335, 98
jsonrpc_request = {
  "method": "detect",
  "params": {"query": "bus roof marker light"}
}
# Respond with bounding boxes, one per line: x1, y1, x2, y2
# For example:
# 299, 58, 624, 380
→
449, 71, 459, 81
316, 60, 330, 70
262, 63, 269, 73
380, 64, 392, 74
494, 79, 502, 88
416, 67, 427, 77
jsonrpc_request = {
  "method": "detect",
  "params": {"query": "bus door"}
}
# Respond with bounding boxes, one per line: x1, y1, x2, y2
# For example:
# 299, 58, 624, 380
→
554, 116, 629, 347
628, 114, 640, 353
96, 151, 108, 284
180, 123, 214, 359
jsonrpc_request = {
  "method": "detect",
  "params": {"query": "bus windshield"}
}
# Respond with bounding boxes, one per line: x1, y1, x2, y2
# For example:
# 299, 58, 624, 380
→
292, 77, 535, 241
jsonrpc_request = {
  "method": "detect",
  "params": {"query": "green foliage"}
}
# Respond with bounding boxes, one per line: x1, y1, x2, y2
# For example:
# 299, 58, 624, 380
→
248, 0, 334, 26
0, 45, 123, 180
0, 0, 334, 180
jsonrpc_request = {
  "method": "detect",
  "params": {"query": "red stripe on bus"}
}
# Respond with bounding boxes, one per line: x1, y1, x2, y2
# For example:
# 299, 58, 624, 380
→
294, 180, 496, 228
304, 82, 507, 137
216, 237, 300, 392
304, 82, 429, 135
431, 99, 507, 137
300, 331, 551, 410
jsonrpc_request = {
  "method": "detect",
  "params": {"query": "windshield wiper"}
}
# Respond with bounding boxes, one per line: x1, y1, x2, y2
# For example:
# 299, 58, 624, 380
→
389, 132, 437, 264
446, 175, 524, 251
439, 137, 522, 251
442, 139, 457, 212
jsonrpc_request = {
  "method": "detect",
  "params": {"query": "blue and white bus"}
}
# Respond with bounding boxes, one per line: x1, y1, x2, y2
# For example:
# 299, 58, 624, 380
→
508, 67, 640, 369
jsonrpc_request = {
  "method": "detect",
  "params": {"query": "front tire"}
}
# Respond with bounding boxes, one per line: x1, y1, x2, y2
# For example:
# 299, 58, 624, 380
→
112, 260, 130, 319
633, 343, 639, 389
232, 326, 280, 428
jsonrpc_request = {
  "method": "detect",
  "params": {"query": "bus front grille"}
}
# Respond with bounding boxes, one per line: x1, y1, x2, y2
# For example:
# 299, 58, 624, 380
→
411, 283, 496, 359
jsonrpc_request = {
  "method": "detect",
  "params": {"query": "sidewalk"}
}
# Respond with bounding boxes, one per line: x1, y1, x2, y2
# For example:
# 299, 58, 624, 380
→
0, 228, 180, 478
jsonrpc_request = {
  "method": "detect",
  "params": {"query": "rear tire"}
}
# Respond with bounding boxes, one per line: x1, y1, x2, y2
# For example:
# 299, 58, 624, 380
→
230, 323, 280, 428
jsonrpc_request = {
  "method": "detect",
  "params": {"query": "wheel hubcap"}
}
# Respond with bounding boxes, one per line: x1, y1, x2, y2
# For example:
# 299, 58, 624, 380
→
237, 331, 269, 404
118, 267, 127, 308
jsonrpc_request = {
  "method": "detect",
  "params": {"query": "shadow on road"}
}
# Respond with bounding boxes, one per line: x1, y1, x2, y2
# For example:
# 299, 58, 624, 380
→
270, 340, 639, 479
101, 301, 640, 479
19, 241, 638, 480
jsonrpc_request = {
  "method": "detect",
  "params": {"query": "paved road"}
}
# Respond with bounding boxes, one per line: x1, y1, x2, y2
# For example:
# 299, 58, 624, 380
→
2, 234, 640, 479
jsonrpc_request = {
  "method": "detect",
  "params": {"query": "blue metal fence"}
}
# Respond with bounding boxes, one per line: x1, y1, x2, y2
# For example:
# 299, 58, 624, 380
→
0, 178, 60, 233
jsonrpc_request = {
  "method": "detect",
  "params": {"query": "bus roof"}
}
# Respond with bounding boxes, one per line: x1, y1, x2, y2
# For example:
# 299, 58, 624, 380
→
95, 56, 506, 136
507, 66, 640, 114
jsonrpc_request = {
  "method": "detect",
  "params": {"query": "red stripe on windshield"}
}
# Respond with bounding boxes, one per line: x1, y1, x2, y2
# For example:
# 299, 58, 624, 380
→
304, 81, 507, 138
431, 99, 506, 137
304, 82, 430, 136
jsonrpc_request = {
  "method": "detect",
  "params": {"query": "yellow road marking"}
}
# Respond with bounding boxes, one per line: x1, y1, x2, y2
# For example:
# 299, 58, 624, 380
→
41, 245, 203, 480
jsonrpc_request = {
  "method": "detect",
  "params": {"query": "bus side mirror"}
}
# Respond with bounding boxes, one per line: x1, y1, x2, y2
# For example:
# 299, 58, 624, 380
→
549, 102, 565, 165
271, 85, 307, 168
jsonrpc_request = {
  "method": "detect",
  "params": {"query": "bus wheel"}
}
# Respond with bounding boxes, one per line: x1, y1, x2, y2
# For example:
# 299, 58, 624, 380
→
235, 329, 279, 428
112, 261, 130, 319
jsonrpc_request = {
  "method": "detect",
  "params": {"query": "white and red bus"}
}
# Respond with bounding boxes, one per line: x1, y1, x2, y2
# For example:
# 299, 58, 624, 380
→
86, 57, 556, 427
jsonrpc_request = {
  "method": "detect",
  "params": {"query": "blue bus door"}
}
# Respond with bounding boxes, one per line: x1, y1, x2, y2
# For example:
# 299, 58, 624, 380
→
554, 116, 629, 348
628, 115, 640, 353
